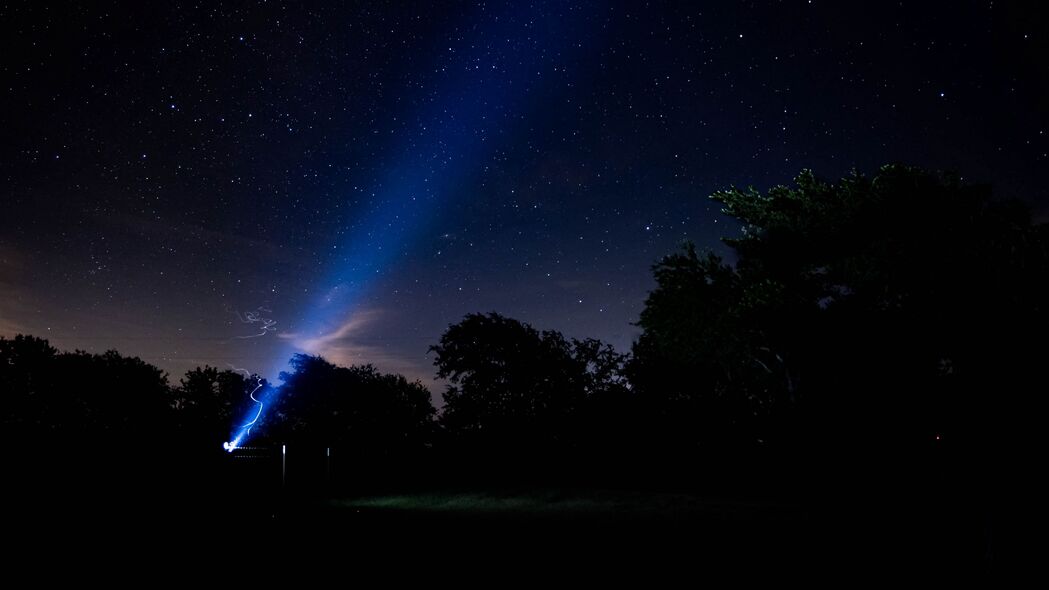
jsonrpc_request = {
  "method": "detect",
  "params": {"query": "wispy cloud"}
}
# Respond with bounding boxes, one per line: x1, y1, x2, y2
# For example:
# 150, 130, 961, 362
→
281, 307, 434, 385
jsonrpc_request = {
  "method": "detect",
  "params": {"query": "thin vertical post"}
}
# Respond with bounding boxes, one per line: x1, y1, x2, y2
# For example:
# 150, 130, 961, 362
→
282, 443, 286, 488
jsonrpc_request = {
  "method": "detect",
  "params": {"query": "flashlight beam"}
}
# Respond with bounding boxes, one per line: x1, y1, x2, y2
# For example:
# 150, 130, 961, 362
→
226, 364, 266, 451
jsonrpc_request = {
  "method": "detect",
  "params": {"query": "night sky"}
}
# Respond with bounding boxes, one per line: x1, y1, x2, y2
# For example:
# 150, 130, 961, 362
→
2, 1, 1046, 391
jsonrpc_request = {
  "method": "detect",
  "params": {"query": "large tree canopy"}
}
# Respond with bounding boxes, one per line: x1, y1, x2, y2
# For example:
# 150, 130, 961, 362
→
174, 366, 254, 443
431, 312, 627, 452
631, 165, 1049, 453
0, 334, 172, 444
269, 354, 436, 456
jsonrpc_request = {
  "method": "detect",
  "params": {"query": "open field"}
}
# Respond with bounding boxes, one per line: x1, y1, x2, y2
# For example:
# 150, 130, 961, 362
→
5, 446, 1006, 580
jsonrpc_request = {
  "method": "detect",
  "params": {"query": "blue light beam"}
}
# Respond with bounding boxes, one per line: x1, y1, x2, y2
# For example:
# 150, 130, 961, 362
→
227, 3, 598, 448
224, 365, 266, 451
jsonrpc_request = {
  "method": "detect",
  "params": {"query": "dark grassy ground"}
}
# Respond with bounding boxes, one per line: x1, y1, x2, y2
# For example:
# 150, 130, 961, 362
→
5, 447, 1007, 581
268, 487, 813, 580
7, 484, 998, 581
6, 486, 809, 579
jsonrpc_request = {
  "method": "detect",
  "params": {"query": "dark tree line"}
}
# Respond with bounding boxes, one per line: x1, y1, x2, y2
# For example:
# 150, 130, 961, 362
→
0, 336, 170, 445
430, 312, 629, 463
4, 164, 1045, 486
270, 354, 435, 457
425, 165, 1048, 475
0, 338, 436, 458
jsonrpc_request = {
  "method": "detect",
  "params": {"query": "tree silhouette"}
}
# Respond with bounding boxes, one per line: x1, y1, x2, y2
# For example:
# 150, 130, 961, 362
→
0, 335, 172, 447
55, 348, 171, 442
173, 366, 252, 442
632, 164, 1049, 460
1, 334, 61, 438
431, 312, 627, 455
269, 353, 436, 458
629, 246, 776, 451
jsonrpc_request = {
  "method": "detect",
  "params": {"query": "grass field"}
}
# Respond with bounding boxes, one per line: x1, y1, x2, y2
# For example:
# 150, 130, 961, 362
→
334, 488, 803, 520
7, 449, 1000, 580
6, 477, 999, 581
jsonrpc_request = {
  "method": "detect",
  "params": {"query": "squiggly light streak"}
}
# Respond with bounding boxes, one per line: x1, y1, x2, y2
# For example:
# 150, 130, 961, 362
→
223, 367, 266, 451
224, 306, 279, 449
233, 307, 277, 339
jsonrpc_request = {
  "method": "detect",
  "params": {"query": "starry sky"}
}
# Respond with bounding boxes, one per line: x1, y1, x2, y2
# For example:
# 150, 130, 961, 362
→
2, 1, 1046, 391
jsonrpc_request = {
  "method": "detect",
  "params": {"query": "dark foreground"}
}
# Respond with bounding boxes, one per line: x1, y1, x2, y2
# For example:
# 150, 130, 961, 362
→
5, 446, 1017, 581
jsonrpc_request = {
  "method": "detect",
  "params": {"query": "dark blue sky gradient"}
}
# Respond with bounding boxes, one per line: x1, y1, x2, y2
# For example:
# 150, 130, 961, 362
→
2, 1, 1046, 390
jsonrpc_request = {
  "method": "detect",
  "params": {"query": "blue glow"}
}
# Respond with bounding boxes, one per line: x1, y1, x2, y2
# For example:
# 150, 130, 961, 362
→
226, 3, 595, 448
225, 380, 284, 451
226, 376, 263, 451
225, 366, 268, 451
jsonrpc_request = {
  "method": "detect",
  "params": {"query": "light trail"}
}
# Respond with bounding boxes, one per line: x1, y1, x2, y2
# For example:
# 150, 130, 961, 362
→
223, 365, 266, 451
232, 307, 277, 339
